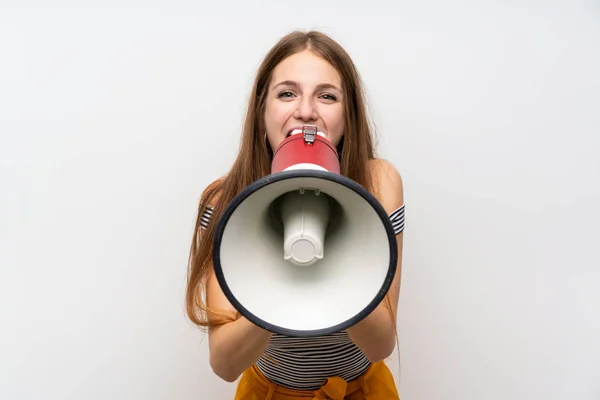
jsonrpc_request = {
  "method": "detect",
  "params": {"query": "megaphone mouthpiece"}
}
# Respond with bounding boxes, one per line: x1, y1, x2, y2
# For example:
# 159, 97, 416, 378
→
271, 125, 340, 175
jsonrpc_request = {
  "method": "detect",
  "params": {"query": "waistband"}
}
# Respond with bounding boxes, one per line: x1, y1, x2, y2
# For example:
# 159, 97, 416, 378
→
247, 361, 382, 400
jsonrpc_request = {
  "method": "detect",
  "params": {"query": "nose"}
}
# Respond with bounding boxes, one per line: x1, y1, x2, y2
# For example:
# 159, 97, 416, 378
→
294, 96, 318, 122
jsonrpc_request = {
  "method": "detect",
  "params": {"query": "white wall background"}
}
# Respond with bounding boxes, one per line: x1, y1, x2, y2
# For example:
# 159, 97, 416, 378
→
1, 1, 599, 399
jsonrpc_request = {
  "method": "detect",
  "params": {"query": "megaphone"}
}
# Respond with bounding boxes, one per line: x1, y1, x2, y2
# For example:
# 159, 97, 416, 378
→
212, 125, 398, 337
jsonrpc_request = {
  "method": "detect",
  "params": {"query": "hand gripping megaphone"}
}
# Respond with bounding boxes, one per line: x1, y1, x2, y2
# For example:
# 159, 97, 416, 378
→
212, 125, 398, 337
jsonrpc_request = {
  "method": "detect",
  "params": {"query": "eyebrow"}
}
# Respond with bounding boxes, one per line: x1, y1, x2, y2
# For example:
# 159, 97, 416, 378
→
271, 80, 342, 93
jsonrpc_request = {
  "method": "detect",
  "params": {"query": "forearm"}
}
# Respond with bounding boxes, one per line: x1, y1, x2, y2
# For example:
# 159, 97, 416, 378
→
346, 301, 397, 362
209, 317, 273, 382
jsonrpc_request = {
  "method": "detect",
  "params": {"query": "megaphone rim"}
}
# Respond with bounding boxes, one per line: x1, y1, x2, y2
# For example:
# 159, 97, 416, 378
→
211, 169, 399, 337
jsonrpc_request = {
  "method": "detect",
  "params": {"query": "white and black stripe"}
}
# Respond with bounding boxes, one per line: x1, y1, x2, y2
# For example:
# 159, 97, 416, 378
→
199, 203, 405, 389
389, 204, 405, 235
200, 205, 213, 230
256, 331, 371, 390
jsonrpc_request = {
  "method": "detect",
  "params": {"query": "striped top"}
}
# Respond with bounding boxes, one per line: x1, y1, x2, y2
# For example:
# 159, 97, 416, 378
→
200, 201, 405, 390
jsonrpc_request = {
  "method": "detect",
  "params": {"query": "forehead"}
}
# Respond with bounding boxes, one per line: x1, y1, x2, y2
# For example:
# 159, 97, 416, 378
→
270, 50, 342, 88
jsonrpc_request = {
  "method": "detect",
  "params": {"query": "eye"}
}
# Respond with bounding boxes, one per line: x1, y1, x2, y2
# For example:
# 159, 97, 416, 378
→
320, 93, 337, 102
277, 91, 296, 99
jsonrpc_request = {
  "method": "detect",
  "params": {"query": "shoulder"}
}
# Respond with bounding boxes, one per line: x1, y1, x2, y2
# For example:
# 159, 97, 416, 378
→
200, 177, 226, 206
199, 177, 226, 230
367, 158, 404, 210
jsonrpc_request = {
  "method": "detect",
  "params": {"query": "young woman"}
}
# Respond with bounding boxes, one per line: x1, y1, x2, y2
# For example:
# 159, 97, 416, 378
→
186, 30, 405, 399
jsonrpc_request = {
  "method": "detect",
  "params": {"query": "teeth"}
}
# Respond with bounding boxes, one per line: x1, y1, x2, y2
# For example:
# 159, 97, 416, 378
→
288, 128, 326, 137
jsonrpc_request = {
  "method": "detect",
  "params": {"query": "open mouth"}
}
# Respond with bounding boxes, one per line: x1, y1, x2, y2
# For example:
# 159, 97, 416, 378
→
286, 127, 327, 138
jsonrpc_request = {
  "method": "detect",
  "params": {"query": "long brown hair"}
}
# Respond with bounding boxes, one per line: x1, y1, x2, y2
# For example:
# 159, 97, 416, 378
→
186, 30, 380, 330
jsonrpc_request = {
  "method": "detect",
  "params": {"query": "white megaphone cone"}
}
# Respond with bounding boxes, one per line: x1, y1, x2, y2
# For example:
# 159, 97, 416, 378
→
212, 125, 398, 337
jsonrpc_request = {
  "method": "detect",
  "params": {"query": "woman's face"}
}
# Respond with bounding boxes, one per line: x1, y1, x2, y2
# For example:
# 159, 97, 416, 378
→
264, 49, 345, 151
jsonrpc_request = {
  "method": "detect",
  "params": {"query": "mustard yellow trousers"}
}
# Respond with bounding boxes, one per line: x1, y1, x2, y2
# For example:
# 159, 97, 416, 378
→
233, 361, 400, 400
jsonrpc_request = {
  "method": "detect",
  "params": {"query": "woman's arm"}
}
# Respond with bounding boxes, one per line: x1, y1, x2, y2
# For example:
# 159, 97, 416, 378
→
345, 158, 404, 362
206, 269, 273, 382
199, 180, 273, 382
